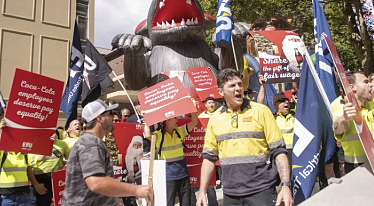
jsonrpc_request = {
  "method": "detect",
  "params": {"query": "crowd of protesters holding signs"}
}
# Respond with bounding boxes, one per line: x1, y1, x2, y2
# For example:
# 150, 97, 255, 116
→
2, 65, 374, 206
2, 17, 374, 206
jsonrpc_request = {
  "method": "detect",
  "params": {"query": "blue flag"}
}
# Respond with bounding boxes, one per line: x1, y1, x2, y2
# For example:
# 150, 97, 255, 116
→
314, 0, 337, 103
292, 57, 335, 204
264, 84, 277, 114
215, 0, 234, 48
60, 20, 84, 128
313, 0, 337, 175
0, 91, 6, 115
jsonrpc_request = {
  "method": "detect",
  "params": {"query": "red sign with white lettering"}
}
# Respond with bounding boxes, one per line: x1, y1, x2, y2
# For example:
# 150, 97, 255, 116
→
178, 119, 215, 187
138, 77, 197, 126
0, 68, 64, 155
186, 67, 220, 101
51, 169, 66, 206
250, 30, 306, 83
324, 36, 374, 172
112, 122, 143, 165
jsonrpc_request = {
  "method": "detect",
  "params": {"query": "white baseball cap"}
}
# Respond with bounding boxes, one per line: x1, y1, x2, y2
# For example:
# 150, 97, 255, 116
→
82, 99, 119, 122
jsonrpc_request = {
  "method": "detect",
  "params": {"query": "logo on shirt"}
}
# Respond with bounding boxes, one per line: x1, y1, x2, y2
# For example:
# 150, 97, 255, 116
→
165, 111, 175, 118
242, 116, 252, 122
22, 142, 33, 150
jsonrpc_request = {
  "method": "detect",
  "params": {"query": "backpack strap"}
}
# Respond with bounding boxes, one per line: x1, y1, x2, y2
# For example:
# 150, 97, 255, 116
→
0, 151, 8, 175
1, 151, 8, 169
24, 154, 28, 166
158, 128, 188, 156
158, 130, 165, 156
174, 129, 187, 148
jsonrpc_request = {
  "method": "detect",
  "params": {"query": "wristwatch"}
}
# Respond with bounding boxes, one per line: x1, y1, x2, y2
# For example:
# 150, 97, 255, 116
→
280, 182, 291, 188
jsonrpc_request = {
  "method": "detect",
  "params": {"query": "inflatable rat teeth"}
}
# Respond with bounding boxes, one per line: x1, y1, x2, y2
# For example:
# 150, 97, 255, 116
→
111, 0, 251, 91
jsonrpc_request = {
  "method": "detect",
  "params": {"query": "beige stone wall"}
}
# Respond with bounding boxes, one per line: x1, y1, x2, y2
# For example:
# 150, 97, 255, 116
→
0, 0, 95, 126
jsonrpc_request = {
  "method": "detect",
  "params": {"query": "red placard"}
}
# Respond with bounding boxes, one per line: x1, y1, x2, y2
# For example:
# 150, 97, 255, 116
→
324, 36, 374, 172
112, 122, 143, 165
0, 68, 64, 155
138, 77, 197, 126
250, 30, 307, 83
160, 71, 206, 116
178, 119, 215, 187
186, 67, 220, 101
51, 169, 66, 206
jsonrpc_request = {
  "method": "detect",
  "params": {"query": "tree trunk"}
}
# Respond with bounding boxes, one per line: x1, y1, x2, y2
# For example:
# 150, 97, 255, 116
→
344, 0, 366, 70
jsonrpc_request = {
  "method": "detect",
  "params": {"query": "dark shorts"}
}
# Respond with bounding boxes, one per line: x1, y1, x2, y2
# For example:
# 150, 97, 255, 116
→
223, 187, 277, 206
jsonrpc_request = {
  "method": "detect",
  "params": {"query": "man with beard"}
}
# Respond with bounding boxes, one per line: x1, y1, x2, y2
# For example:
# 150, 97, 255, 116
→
121, 135, 143, 206
62, 100, 153, 206
197, 69, 292, 206
281, 35, 308, 73
125, 135, 143, 185
332, 71, 374, 174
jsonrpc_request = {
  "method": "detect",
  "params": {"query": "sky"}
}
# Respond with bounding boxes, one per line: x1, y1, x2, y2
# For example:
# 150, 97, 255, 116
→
94, 0, 152, 49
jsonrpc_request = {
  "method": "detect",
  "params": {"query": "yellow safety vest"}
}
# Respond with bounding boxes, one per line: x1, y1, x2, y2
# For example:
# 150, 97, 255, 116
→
332, 96, 370, 163
0, 151, 29, 188
154, 125, 189, 162
276, 113, 295, 149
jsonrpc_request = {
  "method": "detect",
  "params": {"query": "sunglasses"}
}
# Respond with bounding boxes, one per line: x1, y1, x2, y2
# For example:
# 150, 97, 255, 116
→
123, 115, 130, 117
276, 98, 289, 103
113, 119, 120, 122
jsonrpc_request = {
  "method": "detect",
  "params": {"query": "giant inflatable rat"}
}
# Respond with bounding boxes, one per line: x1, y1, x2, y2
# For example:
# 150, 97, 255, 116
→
111, 0, 251, 90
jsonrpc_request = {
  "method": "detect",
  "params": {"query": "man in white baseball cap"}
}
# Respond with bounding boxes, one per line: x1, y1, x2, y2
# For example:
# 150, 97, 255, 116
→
62, 99, 153, 206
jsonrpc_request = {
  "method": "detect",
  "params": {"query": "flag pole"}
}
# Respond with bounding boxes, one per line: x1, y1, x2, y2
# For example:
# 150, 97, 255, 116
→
304, 53, 333, 116
111, 71, 142, 123
231, 36, 239, 72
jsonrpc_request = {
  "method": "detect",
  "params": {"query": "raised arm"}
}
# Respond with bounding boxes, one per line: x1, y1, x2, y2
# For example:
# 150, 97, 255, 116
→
333, 102, 356, 135
187, 112, 198, 133
257, 75, 266, 104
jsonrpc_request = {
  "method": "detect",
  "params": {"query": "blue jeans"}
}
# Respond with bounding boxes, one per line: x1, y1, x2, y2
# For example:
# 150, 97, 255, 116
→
0, 193, 30, 206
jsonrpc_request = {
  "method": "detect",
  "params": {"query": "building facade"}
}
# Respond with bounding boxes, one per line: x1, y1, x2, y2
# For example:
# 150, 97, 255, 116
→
0, 0, 94, 125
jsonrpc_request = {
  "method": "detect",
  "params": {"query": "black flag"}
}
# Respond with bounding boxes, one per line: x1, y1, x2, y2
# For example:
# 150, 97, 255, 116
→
82, 39, 113, 107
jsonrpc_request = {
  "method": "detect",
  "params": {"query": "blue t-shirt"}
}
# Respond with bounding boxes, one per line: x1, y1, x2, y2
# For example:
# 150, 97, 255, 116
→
166, 159, 189, 181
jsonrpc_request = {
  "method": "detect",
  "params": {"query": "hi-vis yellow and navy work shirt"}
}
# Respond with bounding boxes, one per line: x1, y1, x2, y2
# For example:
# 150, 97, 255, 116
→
203, 99, 287, 196
331, 96, 373, 164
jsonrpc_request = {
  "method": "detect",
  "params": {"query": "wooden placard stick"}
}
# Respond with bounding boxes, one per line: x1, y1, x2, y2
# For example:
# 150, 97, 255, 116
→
147, 134, 156, 206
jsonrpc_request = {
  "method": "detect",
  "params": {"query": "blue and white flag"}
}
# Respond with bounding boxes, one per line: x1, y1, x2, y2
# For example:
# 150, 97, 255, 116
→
215, 0, 234, 48
60, 20, 84, 128
314, 0, 337, 103
292, 56, 335, 204
0, 91, 6, 115
313, 0, 337, 176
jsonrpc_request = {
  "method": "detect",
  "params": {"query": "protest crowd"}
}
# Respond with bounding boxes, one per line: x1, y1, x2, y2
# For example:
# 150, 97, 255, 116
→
2, 0, 374, 206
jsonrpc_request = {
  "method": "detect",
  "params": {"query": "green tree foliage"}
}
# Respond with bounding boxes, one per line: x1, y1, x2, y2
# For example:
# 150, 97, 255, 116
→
200, 0, 372, 73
